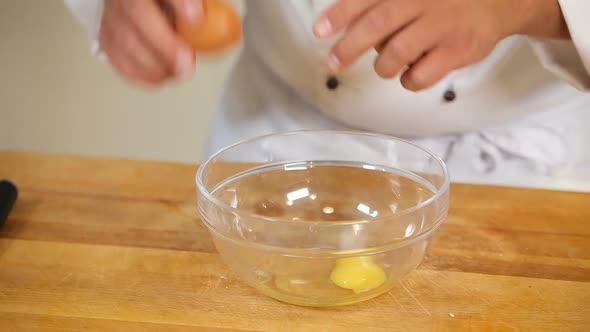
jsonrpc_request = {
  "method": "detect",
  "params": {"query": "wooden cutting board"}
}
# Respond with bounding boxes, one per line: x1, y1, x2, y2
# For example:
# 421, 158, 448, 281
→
0, 151, 588, 331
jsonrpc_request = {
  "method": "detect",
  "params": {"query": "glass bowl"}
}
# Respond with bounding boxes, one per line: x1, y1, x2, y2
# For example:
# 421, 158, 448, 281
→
196, 130, 450, 307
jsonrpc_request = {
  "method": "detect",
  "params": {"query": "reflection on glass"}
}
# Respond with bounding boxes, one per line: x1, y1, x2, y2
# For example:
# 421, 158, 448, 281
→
284, 163, 309, 171
357, 203, 379, 218
404, 224, 415, 238
322, 206, 335, 214
287, 187, 310, 201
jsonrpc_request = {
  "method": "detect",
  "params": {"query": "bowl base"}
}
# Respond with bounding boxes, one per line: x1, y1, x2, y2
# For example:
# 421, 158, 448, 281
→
254, 280, 398, 307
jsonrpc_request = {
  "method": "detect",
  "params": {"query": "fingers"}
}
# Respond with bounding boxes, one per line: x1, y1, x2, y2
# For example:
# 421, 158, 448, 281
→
373, 15, 447, 79
101, 1, 168, 85
313, 0, 381, 38
327, 0, 422, 72
121, 0, 195, 78
314, 0, 504, 91
107, 47, 161, 88
102, 21, 169, 85
400, 47, 464, 91
100, 0, 198, 86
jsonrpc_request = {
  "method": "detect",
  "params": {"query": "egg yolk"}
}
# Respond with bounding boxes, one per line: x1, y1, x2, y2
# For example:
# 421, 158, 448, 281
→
330, 256, 386, 293
176, 0, 241, 53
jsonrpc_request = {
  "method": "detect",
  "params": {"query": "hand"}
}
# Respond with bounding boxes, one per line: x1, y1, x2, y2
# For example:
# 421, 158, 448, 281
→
100, 0, 203, 87
314, 0, 569, 91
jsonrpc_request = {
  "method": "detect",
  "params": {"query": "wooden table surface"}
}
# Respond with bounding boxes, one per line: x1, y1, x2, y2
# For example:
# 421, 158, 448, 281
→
0, 151, 589, 332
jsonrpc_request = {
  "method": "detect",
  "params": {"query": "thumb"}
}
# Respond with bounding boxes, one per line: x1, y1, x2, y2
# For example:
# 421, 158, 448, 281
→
162, 0, 204, 24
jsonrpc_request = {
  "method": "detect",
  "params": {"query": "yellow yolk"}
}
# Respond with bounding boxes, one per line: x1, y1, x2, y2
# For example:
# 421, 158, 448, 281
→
330, 256, 386, 293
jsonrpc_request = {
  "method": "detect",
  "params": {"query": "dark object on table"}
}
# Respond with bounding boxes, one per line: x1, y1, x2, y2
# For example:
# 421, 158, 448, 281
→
0, 180, 18, 227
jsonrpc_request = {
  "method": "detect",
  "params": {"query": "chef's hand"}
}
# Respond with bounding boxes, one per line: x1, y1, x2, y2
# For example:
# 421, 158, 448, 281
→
314, 0, 569, 91
100, 0, 202, 87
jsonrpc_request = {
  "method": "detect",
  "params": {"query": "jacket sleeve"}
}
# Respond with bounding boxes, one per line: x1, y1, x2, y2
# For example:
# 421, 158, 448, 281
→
63, 0, 105, 58
528, 0, 590, 91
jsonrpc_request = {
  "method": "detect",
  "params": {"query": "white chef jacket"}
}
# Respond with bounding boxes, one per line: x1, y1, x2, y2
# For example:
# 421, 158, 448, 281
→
65, 0, 590, 191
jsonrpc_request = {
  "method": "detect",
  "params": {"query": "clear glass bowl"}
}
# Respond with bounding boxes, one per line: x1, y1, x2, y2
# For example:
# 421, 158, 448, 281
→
196, 130, 450, 307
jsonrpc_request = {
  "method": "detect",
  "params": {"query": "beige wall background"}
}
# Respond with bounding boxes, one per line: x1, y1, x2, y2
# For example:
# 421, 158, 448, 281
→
1, 0, 237, 163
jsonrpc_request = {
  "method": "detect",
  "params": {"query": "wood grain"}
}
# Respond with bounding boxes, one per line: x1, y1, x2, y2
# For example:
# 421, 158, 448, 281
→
1, 151, 589, 331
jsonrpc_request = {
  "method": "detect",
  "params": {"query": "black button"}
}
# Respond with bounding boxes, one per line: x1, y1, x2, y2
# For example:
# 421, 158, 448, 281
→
443, 90, 456, 102
326, 76, 339, 90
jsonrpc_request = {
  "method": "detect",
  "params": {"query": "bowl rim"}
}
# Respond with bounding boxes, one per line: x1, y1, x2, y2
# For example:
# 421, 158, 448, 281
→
196, 129, 451, 226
